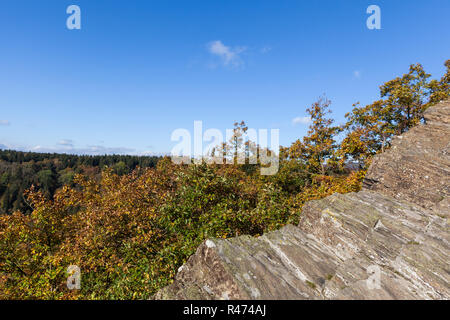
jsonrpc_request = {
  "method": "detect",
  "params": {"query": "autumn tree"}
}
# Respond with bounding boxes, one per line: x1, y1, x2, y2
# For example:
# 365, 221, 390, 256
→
288, 97, 341, 175
340, 61, 450, 166
379, 63, 431, 134
428, 59, 450, 105
339, 99, 393, 166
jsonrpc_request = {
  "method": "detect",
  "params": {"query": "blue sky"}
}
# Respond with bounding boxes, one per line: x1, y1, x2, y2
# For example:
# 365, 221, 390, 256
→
1, 0, 449, 155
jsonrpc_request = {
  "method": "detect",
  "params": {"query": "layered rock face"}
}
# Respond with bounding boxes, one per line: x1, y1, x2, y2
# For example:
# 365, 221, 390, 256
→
155, 100, 450, 300
364, 99, 450, 213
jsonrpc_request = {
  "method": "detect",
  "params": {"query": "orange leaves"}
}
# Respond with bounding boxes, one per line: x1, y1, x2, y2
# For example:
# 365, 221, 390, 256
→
1, 149, 368, 299
288, 97, 341, 175
0, 164, 179, 299
340, 61, 449, 168
290, 170, 365, 218
343, 61, 448, 166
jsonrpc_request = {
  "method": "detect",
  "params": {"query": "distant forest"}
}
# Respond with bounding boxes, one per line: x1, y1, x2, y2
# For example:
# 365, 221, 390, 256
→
0, 149, 161, 214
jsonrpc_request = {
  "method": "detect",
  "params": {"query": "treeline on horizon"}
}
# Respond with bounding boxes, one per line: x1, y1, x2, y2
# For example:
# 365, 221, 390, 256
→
0, 150, 161, 214
0, 60, 448, 299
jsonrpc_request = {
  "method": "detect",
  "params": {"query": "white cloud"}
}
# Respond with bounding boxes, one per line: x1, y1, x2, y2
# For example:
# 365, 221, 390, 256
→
58, 139, 74, 147
0, 120, 10, 126
207, 40, 246, 67
0, 141, 170, 156
261, 46, 272, 54
1, 140, 164, 156
292, 116, 312, 125
353, 70, 361, 79
139, 150, 157, 156
30, 144, 135, 155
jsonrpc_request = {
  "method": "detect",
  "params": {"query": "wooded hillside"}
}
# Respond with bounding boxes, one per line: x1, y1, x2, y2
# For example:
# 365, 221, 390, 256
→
0, 150, 161, 214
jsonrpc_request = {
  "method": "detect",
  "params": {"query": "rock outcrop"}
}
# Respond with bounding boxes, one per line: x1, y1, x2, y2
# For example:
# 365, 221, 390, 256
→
155, 100, 450, 300
363, 99, 450, 212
